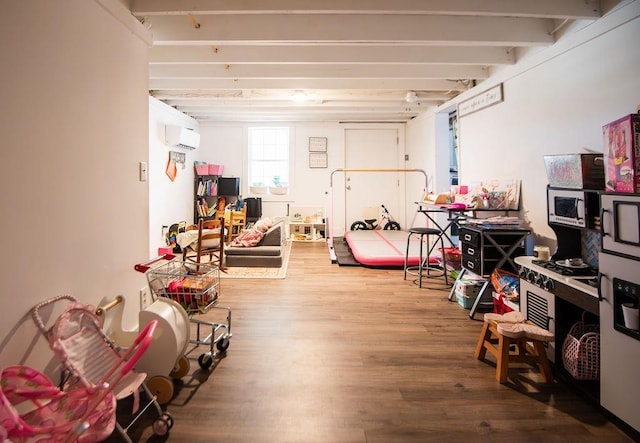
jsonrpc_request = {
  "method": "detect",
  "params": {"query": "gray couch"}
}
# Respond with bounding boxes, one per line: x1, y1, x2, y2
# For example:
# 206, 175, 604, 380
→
224, 219, 285, 267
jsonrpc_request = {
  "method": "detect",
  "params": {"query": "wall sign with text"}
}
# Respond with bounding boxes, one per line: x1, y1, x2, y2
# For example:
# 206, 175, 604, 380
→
458, 83, 503, 118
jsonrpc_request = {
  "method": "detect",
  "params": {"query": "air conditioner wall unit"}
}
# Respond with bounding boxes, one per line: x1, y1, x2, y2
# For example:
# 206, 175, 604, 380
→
165, 125, 200, 150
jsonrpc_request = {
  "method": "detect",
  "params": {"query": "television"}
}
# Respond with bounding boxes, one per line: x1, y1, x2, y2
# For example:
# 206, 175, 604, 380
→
217, 177, 240, 196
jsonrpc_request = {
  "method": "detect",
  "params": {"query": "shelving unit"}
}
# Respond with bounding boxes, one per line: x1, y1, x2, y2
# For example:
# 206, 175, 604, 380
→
288, 205, 326, 242
194, 174, 220, 223
449, 224, 530, 318
194, 175, 240, 223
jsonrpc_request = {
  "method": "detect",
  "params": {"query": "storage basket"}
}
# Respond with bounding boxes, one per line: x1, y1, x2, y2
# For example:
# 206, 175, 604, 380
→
562, 314, 600, 380
195, 163, 209, 175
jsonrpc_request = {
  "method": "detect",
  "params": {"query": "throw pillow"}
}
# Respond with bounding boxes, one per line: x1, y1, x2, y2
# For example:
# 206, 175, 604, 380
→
231, 228, 264, 247
254, 217, 273, 233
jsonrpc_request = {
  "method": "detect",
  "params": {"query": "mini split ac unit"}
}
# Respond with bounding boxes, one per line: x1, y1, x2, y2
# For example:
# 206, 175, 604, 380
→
165, 125, 200, 150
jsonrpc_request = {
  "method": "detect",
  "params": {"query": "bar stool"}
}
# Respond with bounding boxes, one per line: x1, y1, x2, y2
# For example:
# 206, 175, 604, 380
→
404, 227, 449, 288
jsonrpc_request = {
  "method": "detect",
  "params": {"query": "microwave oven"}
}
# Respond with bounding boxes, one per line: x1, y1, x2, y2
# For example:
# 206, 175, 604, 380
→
548, 188, 587, 228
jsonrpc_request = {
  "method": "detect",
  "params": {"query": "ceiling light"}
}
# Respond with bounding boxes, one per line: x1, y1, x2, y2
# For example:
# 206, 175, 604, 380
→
291, 90, 308, 102
405, 91, 418, 103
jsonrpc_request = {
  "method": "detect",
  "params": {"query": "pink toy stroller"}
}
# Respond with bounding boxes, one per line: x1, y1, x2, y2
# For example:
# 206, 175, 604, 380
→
30, 295, 173, 442
0, 319, 157, 443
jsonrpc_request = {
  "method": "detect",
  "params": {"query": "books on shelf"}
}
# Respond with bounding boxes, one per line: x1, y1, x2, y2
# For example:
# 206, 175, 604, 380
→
197, 179, 218, 197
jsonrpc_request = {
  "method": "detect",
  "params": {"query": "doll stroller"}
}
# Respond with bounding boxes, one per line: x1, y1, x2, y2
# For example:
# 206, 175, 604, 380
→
30, 295, 173, 442
0, 319, 157, 443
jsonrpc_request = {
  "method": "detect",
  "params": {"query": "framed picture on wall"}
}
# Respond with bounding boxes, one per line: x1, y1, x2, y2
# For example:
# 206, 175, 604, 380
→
309, 137, 327, 152
309, 152, 327, 168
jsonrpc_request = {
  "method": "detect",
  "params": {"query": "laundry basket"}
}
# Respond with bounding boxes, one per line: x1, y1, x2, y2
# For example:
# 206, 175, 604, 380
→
562, 313, 600, 380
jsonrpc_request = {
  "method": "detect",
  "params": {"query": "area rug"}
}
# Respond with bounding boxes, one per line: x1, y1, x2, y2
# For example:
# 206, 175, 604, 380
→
219, 240, 292, 279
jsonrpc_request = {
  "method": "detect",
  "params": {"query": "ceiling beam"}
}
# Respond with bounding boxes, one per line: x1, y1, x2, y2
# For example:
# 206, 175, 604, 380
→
148, 64, 489, 79
179, 105, 430, 114
148, 78, 471, 91
159, 94, 455, 105
146, 15, 555, 46
193, 114, 417, 123
131, 0, 600, 19
149, 45, 515, 65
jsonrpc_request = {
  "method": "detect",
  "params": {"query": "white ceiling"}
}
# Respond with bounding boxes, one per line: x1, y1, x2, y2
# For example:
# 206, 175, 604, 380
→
130, 0, 602, 123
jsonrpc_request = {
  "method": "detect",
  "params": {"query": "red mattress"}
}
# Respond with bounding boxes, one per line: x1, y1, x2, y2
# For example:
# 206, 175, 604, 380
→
344, 229, 440, 267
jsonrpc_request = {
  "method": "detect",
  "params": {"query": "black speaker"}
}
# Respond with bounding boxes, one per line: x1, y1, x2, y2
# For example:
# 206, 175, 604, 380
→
245, 197, 262, 221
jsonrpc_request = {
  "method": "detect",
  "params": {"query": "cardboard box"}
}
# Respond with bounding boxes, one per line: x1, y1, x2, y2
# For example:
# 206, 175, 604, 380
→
543, 154, 604, 190
603, 114, 640, 193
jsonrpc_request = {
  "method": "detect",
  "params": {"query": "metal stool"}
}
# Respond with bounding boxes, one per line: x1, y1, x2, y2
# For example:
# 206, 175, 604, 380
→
404, 227, 448, 288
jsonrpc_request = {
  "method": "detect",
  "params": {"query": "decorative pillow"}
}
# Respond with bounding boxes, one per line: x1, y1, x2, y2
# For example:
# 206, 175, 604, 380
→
231, 229, 264, 247
254, 217, 273, 233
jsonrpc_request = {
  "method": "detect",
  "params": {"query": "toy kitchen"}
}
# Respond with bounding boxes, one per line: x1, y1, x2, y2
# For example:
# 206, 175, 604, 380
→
515, 122, 640, 441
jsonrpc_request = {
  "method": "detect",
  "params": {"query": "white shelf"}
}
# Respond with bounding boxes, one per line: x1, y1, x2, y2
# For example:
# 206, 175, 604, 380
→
289, 205, 326, 242
289, 221, 325, 242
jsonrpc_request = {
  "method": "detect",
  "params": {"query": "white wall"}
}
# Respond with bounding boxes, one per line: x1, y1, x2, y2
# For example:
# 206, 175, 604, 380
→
0, 0, 151, 370
196, 123, 405, 236
409, 1, 640, 251
148, 98, 199, 257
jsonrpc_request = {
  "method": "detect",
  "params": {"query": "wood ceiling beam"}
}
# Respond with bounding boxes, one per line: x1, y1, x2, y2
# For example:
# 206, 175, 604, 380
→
192, 114, 418, 123
131, 0, 600, 19
149, 45, 515, 65
161, 95, 455, 106
146, 15, 554, 46
172, 100, 445, 110
149, 78, 470, 91
178, 103, 436, 115
182, 107, 427, 116
148, 64, 489, 79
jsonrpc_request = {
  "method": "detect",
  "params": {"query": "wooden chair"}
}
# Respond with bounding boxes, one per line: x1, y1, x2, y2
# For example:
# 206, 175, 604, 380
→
182, 218, 225, 270
226, 202, 247, 245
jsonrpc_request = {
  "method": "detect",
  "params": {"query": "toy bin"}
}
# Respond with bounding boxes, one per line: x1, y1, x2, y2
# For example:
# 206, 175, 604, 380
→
455, 280, 483, 309
208, 164, 224, 175
195, 163, 209, 175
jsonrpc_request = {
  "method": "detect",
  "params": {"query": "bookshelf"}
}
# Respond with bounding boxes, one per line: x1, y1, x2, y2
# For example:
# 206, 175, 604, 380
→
194, 174, 220, 222
194, 175, 242, 222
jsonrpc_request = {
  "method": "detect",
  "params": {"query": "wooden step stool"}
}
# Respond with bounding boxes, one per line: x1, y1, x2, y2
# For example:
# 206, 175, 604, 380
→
474, 312, 554, 384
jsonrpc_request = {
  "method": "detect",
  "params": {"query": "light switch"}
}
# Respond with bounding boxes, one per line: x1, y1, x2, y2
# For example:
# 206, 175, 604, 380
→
139, 161, 147, 182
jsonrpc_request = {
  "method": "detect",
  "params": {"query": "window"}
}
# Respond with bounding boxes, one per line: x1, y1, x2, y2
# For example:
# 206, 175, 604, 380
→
248, 126, 290, 190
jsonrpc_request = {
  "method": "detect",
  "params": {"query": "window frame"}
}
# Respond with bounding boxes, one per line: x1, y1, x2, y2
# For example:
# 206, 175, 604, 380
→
245, 125, 294, 202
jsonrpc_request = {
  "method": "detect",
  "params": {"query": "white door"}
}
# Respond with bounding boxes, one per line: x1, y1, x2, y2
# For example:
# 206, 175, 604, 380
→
344, 128, 402, 230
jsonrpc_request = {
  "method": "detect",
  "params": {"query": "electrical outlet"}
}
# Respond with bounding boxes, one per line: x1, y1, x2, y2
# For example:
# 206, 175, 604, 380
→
140, 287, 151, 310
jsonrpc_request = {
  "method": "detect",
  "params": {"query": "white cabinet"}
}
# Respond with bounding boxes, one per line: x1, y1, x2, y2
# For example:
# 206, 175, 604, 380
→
288, 206, 325, 242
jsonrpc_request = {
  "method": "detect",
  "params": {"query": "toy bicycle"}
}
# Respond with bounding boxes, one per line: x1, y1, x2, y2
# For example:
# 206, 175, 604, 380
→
350, 204, 401, 230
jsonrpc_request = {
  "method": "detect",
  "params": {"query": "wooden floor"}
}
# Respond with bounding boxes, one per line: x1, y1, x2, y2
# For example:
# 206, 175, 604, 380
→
109, 242, 633, 443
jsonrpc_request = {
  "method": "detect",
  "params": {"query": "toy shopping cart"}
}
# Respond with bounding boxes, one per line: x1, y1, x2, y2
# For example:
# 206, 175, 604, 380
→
0, 317, 157, 443
30, 295, 173, 442
135, 255, 232, 370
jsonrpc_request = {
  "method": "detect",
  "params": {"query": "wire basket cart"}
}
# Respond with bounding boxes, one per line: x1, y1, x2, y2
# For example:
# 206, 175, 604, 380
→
136, 255, 232, 370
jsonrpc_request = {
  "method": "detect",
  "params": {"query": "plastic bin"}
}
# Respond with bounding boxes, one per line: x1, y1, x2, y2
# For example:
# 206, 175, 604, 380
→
195, 164, 209, 175
208, 164, 224, 175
